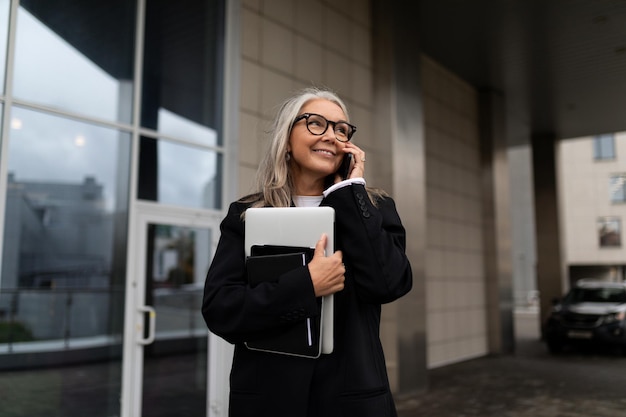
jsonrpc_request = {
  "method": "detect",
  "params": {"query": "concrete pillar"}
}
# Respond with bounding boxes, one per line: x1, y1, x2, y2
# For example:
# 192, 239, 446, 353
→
479, 90, 515, 354
373, 0, 427, 394
531, 133, 564, 328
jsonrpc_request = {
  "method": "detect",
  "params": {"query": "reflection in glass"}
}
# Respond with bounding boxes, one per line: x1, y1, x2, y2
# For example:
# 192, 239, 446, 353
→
0, 106, 131, 417
13, 0, 135, 123
142, 223, 211, 417
598, 217, 621, 247
138, 136, 222, 210
0, 0, 8, 94
142, 0, 223, 145
609, 174, 626, 203
5, 106, 130, 212
158, 107, 218, 148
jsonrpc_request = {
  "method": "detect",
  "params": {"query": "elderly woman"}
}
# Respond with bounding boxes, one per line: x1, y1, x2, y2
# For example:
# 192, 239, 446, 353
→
202, 87, 412, 417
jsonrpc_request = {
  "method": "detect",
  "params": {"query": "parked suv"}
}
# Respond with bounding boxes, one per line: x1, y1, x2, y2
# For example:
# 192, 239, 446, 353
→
543, 280, 626, 354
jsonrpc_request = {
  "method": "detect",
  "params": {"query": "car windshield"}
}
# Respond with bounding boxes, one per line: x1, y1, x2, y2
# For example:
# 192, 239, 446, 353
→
564, 287, 626, 303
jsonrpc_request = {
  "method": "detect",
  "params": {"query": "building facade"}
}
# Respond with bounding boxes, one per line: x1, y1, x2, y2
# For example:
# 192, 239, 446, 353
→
558, 132, 626, 286
0, 1, 522, 416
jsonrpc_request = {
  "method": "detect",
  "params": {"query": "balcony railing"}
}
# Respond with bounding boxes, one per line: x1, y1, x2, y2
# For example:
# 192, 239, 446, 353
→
0, 286, 207, 368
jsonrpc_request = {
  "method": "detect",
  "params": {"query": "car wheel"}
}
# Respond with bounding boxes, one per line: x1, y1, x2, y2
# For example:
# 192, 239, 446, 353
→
546, 339, 563, 354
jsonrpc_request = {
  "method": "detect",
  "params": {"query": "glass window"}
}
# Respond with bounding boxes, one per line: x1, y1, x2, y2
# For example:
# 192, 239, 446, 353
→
610, 174, 626, 203
593, 134, 615, 160
12, 0, 135, 123
141, 0, 224, 146
598, 217, 621, 247
0, 0, 9, 95
138, 136, 222, 210
0, 106, 131, 417
565, 287, 626, 303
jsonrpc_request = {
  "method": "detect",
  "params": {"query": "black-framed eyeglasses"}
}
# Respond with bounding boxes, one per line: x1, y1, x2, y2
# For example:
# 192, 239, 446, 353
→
292, 113, 357, 142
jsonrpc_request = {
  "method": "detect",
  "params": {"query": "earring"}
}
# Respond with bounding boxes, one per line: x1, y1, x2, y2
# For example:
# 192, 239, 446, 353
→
285, 152, 291, 161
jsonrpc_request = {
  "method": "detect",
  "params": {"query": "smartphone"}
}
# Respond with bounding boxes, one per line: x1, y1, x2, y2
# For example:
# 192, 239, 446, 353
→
338, 153, 353, 180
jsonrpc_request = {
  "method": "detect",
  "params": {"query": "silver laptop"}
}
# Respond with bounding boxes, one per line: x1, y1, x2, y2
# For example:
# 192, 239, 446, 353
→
245, 206, 334, 354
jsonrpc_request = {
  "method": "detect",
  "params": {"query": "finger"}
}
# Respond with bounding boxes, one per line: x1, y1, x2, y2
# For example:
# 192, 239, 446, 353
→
313, 234, 327, 257
344, 142, 362, 152
335, 276, 346, 292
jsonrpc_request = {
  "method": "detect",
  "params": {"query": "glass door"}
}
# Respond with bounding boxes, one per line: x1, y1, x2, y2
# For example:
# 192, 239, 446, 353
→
121, 202, 230, 417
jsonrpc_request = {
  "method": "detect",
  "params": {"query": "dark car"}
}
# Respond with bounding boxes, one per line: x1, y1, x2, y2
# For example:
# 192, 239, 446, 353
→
543, 280, 626, 354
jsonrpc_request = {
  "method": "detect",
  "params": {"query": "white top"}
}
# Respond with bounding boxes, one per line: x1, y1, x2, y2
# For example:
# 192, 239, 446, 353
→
293, 195, 324, 207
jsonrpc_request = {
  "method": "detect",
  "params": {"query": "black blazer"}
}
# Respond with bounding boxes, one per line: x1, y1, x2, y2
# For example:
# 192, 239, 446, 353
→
202, 184, 413, 417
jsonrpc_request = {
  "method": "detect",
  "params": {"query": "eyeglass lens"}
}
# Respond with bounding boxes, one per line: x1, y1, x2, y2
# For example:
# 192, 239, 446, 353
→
306, 114, 354, 141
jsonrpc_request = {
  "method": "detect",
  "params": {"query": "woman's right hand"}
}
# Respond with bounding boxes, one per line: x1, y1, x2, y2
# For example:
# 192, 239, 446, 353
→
307, 234, 345, 297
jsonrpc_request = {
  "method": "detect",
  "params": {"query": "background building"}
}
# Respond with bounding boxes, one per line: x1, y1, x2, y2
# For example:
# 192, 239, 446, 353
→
1, 0, 626, 416
558, 132, 626, 285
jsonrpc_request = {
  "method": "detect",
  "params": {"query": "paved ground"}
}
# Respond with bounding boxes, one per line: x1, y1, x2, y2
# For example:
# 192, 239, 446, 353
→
3, 310, 626, 417
395, 310, 626, 417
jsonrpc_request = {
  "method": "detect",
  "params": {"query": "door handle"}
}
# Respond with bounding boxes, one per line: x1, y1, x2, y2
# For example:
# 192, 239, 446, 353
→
137, 305, 156, 346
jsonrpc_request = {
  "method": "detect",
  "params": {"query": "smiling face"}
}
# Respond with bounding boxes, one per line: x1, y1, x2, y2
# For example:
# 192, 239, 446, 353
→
288, 99, 349, 194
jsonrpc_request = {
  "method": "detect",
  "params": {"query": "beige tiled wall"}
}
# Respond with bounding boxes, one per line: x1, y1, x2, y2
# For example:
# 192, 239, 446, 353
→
421, 56, 488, 368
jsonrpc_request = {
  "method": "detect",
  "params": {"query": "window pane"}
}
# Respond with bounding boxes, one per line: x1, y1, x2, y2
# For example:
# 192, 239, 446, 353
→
0, 106, 131, 417
598, 218, 621, 247
593, 137, 601, 158
12, 0, 135, 123
158, 107, 218, 147
138, 137, 222, 210
141, 0, 223, 146
594, 134, 615, 160
609, 174, 626, 203
0, 0, 8, 94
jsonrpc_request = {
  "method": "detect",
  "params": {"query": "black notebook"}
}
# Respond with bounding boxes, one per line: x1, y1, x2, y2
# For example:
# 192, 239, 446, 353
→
250, 244, 315, 259
245, 250, 322, 358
